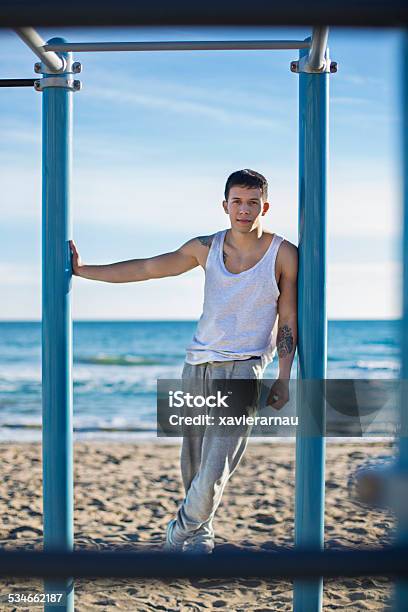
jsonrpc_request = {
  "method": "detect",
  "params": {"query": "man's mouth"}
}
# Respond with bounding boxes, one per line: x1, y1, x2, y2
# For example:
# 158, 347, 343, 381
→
236, 219, 252, 223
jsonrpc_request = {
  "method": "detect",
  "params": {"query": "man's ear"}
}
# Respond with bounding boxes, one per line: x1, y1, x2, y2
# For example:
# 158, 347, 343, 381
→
262, 201, 270, 216
222, 200, 229, 214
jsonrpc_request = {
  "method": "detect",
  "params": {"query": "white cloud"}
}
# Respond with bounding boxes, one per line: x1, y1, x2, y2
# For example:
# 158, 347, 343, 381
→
0, 263, 39, 286
86, 85, 280, 130
0, 121, 40, 146
331, 96, 371, 106
327, 261, 401, 319
328, 166, 400, 237
0, 158, 400, 251
0, 260, 402, 321
0, 264, 205, 321
0, 165, 41, 220
341, 73, 387, 88
72, 267, 204, 320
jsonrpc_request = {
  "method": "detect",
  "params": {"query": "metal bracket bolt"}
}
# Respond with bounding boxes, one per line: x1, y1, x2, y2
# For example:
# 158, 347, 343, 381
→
290, 58, 338, 74
33, 59, 81, 75
34, 77, 82, 92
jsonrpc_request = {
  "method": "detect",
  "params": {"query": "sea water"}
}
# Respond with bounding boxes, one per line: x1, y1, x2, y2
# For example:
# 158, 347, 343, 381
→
0, 320, 400, 441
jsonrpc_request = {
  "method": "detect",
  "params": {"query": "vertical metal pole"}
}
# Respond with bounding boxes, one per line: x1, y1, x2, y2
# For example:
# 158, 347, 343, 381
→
394, 29, 408, 612
293, 44, 328, 611
41, 38, 74, 611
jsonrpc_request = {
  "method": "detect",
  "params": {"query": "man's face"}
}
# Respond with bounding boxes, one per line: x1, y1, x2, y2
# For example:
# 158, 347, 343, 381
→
222, 185, 269, 232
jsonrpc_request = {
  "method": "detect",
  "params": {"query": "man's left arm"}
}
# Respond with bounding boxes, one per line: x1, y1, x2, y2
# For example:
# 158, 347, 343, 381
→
268, 241, 298, 410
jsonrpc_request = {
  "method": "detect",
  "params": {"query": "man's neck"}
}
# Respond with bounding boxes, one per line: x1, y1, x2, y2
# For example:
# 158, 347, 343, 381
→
227, 225, 263, 250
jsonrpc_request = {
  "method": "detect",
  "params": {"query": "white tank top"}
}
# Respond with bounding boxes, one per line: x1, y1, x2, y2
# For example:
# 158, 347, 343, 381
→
185, 229, 285, 367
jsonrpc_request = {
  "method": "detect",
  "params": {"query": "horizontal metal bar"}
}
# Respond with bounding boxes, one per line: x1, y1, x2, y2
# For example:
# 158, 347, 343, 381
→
14, 27, 64, 73
0, 547, 407, 579
45, 40, 311, 52
0, 78, 36, 87
1, 1, 408, 27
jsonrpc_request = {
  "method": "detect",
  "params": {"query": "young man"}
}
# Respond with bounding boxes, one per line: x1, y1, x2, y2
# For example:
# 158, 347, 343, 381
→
70, 169, 298, 554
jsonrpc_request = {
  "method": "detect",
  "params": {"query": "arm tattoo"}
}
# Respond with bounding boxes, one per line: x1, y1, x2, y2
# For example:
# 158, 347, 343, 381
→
277, 325, 294, 357
198, 235, 213, 248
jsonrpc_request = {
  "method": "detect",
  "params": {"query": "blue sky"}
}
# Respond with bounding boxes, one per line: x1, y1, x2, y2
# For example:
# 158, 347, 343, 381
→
0, 26, 403, 320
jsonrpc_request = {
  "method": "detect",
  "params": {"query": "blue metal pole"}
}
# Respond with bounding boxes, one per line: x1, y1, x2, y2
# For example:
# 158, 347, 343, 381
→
41, 38, 74, 612
394, 29, 408, 612
293, 43, 328, 611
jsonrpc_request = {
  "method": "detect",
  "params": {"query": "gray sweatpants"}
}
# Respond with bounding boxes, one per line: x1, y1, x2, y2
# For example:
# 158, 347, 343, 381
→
172, 357, 265, 544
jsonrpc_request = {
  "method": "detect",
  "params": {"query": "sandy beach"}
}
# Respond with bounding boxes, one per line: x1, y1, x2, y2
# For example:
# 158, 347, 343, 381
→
0, 439, 397, 610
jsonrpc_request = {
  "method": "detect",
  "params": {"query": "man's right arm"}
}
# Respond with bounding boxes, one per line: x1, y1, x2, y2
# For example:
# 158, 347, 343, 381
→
70, 238, 201, 283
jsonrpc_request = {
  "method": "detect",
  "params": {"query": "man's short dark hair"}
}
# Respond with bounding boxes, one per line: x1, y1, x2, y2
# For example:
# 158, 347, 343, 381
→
224, 169, 268, 201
